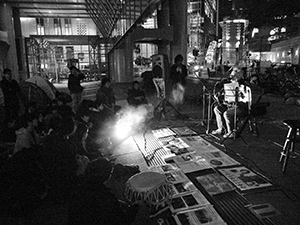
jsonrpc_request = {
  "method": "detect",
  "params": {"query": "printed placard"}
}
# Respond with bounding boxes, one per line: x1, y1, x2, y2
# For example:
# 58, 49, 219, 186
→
218, 166, 272, 191
174, 204, 226, 225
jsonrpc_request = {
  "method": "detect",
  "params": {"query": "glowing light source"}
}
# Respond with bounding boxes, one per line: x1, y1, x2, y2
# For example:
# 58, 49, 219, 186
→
113, 104, 154, 140
194, 65, 200, 71
252, 28, 259, 37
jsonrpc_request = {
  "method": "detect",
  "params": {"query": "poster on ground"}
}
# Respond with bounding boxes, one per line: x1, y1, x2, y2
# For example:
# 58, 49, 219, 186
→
218, 166, 272, 191
199, 150, 240, 168
170, 191, 210, 213
174, 204, 226, 225
195, 173, 236, 196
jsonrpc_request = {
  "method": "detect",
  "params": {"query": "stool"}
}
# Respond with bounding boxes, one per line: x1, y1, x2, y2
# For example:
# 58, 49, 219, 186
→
279, 119, 300, 172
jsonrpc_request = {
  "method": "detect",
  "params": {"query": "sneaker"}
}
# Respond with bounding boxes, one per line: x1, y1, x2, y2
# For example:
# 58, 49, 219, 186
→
211, 129, 223, 135
223, 132, 235, 139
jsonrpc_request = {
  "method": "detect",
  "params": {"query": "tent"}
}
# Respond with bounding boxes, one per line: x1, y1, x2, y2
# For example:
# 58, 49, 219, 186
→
26, 75, 57, 100
19, 81, 52, 110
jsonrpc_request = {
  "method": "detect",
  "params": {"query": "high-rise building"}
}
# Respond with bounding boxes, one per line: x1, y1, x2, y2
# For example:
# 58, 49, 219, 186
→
220, 18, 249, 66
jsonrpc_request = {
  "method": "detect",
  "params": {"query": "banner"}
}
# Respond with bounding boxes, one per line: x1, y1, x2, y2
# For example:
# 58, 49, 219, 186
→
153, 78, 166, 99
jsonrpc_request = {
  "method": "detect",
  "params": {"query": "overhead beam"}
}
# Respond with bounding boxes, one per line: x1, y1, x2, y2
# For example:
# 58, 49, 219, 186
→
19, 14, 91, 18
20, 12, 89, 16
6, 1, 86, 5
17, 7, 87, 10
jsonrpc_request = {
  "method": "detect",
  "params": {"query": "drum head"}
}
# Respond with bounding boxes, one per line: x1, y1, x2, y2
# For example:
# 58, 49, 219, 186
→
127, 172, 165, 192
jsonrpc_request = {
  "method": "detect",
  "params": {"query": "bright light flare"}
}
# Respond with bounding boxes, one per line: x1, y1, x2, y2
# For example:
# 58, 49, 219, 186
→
193, 65, 200, 71
113, 104, 154, 140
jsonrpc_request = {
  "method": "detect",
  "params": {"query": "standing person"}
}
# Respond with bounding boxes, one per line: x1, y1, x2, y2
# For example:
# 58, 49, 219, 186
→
1, 68, 22, 125
169, 54, 188, 109
170, 54, 188, 87
68, 66, 85, 113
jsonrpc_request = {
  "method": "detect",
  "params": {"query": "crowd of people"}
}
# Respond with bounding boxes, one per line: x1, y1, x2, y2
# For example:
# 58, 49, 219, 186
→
0, 66, 151, 224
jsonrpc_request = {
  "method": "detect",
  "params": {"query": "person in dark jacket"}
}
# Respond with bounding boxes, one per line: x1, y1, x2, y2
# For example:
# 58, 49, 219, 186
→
67, 66, 85, 113
1, 68, 22, 125
68, 157, 150, 225
70, 106, 103, 160
0, 145, 47, 219
42, 115, 79, 201
127, 81, 148, 106
169, 54, 188, 87
95, 77, 121, 115
169, 55, 188, 110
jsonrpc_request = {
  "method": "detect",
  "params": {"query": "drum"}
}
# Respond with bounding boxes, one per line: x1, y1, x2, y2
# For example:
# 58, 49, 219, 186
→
125, 171, 173, 211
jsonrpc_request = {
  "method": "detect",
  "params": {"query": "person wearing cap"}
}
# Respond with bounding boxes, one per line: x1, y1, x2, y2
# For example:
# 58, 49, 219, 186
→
68, 66, 85, 113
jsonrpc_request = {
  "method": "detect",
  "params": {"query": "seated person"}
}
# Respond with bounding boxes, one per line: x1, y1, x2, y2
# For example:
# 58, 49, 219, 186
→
78, 99, 112, 153
13, 113, 40, 155
42, 116, 79, 200
68, 157, 149, 225
95, 77, 121, 115
70, 106, 103, 160
127, 81, 148, 106
0, 146, 47, 218
211, 67, 250, 139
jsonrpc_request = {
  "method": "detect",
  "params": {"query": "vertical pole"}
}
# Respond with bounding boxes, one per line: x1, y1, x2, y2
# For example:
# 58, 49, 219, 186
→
215, 0, 219, 67
216, 0, 219, 38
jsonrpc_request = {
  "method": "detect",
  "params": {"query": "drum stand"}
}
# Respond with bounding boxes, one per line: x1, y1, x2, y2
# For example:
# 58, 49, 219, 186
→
195, 77, 213, 134
152, 78, 184, 120
154, 97, 182, 121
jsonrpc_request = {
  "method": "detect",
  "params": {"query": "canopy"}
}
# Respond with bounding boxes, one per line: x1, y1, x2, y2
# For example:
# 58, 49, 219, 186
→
26, 75, 57, 100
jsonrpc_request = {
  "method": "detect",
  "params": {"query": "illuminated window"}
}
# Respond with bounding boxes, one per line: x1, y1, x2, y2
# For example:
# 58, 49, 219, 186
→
36, 18, 45, 35
65, 19, 72, 35
204, 2, 214, 23
54, 18, 62, 35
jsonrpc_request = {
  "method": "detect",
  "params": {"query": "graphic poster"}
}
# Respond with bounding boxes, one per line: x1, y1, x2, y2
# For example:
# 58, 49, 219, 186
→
153, 78, 165, 99
164, 153, 212, 173
218, 166, 272, 191
195, 173, 236, 196
148, 163, 180, 174
171, 180, 198, 196
164, 170, 189, 184
158, 137, 191, 155
152, 127, 176, 139
171, 126, 198, 136
170, 191, 210, 213
199, 150, 240, 168
174, 204, 226, 225
181, 136, 219, 152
